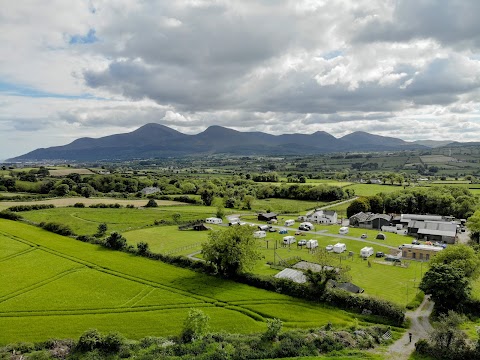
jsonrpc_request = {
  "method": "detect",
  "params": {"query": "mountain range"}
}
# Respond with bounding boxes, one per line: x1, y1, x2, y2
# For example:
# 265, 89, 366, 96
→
8, 123, 452, 162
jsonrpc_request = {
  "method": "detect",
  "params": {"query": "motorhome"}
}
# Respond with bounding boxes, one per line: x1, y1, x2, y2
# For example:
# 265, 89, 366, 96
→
333, 243, 347, 253
339, 226, 349, 235
283, 236, 296, 245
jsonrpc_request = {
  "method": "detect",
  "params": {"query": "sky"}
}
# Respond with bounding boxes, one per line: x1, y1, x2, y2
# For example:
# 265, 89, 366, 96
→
1, 0, 480, 159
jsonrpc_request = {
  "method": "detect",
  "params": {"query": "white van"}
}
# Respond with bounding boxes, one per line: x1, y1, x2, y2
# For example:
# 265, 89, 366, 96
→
306, 239, 318, 249
284, 219, 295, 227
339, 226, 349, 235
283, 236, 296, 245
333, 243, 347, 253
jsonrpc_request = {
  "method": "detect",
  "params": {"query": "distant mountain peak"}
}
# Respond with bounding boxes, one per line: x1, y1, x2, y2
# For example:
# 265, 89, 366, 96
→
8, 123, 427, 162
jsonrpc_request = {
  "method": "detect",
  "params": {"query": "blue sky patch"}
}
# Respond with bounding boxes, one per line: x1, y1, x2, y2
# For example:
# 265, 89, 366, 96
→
69, 29, 98, 45
0, 81, 99, 100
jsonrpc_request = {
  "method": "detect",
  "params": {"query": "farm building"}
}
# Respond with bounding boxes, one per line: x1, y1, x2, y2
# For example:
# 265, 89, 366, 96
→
329, 280, 364, 294
258, 212, 278, 222
305, 209, 338, 224
205, 217, 223, 224
407, 220, 457, 244
401, 244, 444, 261
349, 212, 392, 230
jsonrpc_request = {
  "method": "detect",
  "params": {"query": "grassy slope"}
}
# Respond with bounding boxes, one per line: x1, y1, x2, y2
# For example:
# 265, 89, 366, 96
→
0, 219, 362, 344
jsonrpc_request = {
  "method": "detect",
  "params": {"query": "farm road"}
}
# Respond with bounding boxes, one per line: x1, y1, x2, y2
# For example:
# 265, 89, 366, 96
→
385, 296, 434, 359
319, 197, 358, 210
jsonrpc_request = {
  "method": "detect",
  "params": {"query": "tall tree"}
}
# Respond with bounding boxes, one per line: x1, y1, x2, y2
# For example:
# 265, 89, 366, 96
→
202, 226, 262, 277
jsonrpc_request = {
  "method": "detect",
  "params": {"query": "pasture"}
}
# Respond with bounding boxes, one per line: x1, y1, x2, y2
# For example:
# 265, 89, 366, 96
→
0, 197, 184, 211
48, 168, 94, 176
18, 205, 217, 235
252, 198, 326, 213
0, 219, 364, 344
342, 184, 403, 196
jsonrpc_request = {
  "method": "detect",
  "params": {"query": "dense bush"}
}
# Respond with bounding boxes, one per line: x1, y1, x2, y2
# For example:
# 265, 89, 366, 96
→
39, 222, 75, 236
73, 202, 85, 208
8, 204, 55, 212
0, 210, 22, 221
89, 203, 123, 208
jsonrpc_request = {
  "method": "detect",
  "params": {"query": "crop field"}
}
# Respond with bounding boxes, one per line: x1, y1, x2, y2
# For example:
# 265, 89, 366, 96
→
0, 197, 185, 211
342, 184, 402, 196
18, 206, 218, 235
420, 155, 458, 163
0, 219, 363, 344
48, 168, 95, 176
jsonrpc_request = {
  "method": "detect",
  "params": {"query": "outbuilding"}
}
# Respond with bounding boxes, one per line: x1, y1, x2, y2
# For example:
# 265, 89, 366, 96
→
258, 212, 278, 222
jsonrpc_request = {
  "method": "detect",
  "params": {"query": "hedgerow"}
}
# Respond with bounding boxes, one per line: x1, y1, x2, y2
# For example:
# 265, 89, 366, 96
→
8, 204, 55, 212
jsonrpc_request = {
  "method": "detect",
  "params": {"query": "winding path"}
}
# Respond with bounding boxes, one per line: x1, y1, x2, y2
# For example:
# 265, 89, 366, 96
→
385, 295, 434, 359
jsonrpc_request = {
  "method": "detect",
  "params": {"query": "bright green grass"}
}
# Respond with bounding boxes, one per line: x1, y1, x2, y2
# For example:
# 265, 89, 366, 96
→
251, 231, 424, 306
0, 233, 31, 259
342, 184, 404, 196
325, 200, 355, 218
19, 206, 217, 235
251, 198, 327, 213
0, 219, 361, 344
123, 225, 221, 255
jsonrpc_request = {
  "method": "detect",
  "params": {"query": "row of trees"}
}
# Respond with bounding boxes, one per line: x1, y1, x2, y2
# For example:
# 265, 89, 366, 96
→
347, 186, 477, 219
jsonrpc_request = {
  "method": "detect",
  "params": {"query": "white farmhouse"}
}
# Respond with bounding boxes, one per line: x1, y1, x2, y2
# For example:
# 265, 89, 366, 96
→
306, 209, 338, 224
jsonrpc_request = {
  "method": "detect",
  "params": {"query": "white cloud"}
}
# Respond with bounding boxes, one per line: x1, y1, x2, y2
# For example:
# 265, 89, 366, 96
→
1, 0, 480, 160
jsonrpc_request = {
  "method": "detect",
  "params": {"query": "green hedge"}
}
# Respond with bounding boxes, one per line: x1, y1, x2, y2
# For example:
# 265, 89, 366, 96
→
8, 204, 55, 212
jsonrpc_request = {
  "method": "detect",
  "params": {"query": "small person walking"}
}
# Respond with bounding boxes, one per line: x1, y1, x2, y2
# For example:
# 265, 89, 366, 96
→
409, 332, 413, 343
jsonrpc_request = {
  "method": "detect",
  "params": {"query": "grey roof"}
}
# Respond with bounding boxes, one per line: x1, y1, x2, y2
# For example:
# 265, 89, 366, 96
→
259, 212, 277, 218
274, 268, 306, 283
323, 210, 337, 216
366, 214, 392, 222
401, 214, 443, 222
329, 280, 364, 294
417, 228, 456, 237
409, 220, 457, 236
350, 212, 371, 222
351, 212, 391, 223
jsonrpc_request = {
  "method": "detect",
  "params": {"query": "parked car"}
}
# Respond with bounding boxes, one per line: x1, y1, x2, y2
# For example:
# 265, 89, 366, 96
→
385, 255, 401, 263
375, 251, 385, 258
360, 234, 367, 239
325, 245, 334, 251
298, 240, 307, 246
299, 225, 310, 231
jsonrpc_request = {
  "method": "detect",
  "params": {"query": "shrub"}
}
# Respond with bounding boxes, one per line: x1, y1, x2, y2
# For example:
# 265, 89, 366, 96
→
145, 199, 158, 208
0, 210, 22, 221
101, 332, 125, 353
181, 309, 210, 343
104, 232, 127, 250
40, 222, 75, 236
137, 241, 150, 255
77, 329, 103, 352
8, 204, 55, 212
73, 203, 85, 208
263, 318, 283, 341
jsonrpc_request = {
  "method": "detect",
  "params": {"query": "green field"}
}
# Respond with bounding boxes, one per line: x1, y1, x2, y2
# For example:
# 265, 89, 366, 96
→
0, 219, 365, 344
252, 198, 327, 213
18, 206, 219, 235
342, 184, 403, 196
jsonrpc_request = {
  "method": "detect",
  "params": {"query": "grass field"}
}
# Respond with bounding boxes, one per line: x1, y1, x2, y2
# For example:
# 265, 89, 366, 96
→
48, 168, 94, 176
342, 184, 402, 197
0, 197, 185, 211
0, 219, 365, 344
18, 206, 218, 235
251, 198, 327, 213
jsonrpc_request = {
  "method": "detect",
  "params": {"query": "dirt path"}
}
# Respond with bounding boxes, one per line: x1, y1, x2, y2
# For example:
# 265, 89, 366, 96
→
319, 197, 358, 210
385, 296, 434, 359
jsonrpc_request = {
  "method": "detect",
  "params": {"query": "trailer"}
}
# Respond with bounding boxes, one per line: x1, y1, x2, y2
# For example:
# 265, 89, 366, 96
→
283, 236, 296, 245
306, 239, 318, 249
258, 225, 269, 231
284, 219, 295, 227
360, 246, 374, 258
205, 217, 223, 224
333, 243, 347, 253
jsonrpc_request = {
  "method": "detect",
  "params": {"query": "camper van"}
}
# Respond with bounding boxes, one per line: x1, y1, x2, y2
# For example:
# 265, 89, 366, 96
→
299, 222, 314, 231
338, 226, 349, 235
360, 246, 374, 258
284, 219, 295, 227
333, 243, 347, 253
253, 231, 266, 238
306, 239, 318, 249
206, 217, 223, 225
283, 236, 296, 245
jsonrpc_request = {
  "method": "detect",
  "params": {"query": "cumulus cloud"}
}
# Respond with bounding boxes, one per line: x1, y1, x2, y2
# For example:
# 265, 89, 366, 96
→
2, 0, 480, 159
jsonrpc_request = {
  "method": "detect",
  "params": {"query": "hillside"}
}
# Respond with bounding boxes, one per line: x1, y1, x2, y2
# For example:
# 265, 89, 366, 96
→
9, 123, 426, 162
